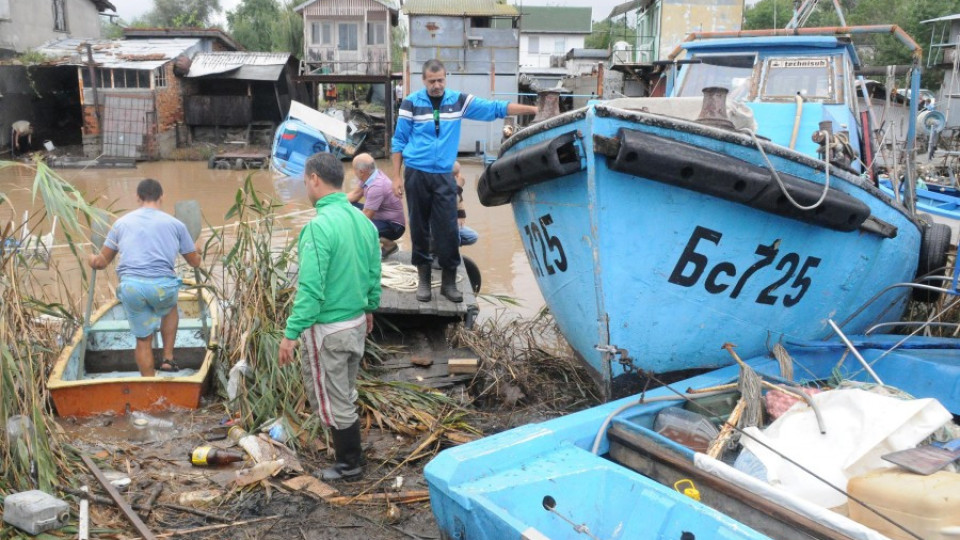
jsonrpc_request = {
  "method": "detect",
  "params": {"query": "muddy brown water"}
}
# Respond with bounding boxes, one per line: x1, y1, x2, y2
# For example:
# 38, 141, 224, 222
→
0, 158, 544, 317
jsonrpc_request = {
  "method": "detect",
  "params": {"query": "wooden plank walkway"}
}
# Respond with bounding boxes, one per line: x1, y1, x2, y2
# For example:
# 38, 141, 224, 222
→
377, 250, 479, 327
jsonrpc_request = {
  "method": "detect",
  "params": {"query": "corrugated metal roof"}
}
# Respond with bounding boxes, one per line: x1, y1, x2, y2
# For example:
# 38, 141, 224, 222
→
187, 52, 292, 80
295, 0, 399, 13
566, 48, 609, 59
520, 6, 591, 33
35, 38, 200, 70
403, 0, 518, 17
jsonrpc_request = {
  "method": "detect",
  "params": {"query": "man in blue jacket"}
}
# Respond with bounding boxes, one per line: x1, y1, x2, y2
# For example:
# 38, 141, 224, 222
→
390, 59, 537, 302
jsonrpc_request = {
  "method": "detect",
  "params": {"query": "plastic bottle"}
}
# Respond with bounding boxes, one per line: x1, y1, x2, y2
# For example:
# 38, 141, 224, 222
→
189, 445, 245, 466
130, 411, 174, 430
228, 426, 267, 463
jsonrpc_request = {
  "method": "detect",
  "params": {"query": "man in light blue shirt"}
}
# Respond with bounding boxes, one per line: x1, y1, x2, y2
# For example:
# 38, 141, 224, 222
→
88, 179, 201, 377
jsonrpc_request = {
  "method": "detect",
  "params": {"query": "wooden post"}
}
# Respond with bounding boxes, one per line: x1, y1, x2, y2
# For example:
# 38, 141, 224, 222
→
384, 80, 393, 156
84, 44, 102, 136
597, 62, 605, 98
81, 455, 156, 540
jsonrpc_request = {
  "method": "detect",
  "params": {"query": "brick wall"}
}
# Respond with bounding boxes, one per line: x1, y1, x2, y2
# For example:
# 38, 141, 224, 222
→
155, 63, 184, 132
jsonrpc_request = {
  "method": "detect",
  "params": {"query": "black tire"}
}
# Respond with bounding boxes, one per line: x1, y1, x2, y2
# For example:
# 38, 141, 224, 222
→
463, 255, 481, 294
913, 222, 952, 302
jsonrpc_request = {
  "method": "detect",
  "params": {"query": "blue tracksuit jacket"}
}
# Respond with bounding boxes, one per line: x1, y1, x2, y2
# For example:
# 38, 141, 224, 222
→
391, 88, 508, 174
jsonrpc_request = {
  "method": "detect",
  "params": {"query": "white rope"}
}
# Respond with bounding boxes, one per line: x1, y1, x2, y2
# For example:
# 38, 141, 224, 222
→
380, 261, 462, 292
741, 127, 831, 211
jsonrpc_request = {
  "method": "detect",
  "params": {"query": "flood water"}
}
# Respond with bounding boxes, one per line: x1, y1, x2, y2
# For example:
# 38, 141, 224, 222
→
0, 158, 544, 317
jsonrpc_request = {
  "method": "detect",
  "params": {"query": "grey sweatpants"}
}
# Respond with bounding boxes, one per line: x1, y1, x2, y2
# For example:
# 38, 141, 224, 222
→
299, 321, 366, 430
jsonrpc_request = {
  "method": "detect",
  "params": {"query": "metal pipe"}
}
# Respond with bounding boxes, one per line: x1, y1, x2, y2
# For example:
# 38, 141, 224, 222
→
789, 93, 804, 149
903, 62, 921, 215
668, 26, 921, 61
828, 319, 884, 385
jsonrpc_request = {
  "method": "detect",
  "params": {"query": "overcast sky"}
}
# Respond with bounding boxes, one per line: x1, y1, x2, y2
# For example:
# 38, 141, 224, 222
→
112, 0, 634, 26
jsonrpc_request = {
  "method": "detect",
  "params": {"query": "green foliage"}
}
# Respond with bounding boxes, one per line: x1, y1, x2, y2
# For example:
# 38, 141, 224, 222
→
16, 50, 53, 65
142, 0, 222, 28
743, 0, 960, 67
586, 18, 637, 50
100, 17, 126, 39
228, 0, 281, 52
226, 0, 303, 56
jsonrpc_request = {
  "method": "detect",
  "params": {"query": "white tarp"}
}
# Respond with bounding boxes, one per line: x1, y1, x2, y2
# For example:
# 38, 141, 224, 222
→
741, 389, 951, 508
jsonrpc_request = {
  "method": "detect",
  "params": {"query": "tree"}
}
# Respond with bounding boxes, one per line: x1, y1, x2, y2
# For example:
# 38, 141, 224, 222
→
742, 0, 960, 85
142, 0, 222, 28
228, 0, 281, 51
587, 18, 637, 50
272, 1, 304, 58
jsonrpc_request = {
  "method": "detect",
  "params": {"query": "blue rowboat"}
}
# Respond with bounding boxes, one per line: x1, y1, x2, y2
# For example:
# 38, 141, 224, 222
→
426, 333, 960, 539
879, 178, 960, 241
270, 100, 358, 181
479, 27, 943, 398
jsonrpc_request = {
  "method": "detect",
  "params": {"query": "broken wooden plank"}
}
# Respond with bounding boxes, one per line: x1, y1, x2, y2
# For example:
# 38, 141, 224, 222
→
448, 358, 479, 375
325, 490, 431, 506
81, 454, 156, 540
282, 475, 339, 500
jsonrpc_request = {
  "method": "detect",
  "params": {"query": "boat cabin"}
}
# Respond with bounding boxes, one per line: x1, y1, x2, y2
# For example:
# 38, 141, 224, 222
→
669, 36, 863, 165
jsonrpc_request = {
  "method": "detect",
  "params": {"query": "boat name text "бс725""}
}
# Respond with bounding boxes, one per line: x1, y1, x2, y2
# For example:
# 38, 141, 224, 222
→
523, 213, 568, 277
669, 226, 822, 307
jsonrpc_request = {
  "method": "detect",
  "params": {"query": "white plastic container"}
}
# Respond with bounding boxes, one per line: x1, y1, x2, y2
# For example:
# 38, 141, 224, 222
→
847, 468, 960, 540
653, 407, 719, 453
2, 490, 70, 535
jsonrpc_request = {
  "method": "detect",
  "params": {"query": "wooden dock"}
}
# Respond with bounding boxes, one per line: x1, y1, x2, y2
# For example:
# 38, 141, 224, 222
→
377, 251, 479, 329
208, 151, 269, 170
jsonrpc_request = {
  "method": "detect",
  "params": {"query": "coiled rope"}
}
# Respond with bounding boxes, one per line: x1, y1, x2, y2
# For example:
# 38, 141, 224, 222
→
380, 261, 462, 292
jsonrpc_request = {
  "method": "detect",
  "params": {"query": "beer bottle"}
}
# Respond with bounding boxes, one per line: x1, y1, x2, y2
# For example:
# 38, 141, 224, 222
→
189, 445, 244, 466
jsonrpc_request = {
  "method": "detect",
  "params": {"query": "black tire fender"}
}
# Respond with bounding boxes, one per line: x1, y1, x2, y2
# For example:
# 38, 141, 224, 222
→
463, 255, 481, 294
913, 221, 952, 302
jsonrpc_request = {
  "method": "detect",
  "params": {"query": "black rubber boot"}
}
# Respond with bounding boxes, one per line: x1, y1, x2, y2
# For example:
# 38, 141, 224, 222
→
320, 421, 363, 481
440, 267, 463, 303
416, 264, 432, 302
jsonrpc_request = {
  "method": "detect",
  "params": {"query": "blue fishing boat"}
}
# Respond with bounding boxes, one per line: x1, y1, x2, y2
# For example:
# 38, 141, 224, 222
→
478, 26, 944, 397
270, 100, 348, 181
426, 331, 960, 539
879, 178, 960, 241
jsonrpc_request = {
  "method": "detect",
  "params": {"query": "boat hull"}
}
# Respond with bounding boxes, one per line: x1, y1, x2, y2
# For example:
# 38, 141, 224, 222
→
426, 335, 960, 539
270, 118, 330, 181
48, 287, 218, 417
486, 105, 921, 394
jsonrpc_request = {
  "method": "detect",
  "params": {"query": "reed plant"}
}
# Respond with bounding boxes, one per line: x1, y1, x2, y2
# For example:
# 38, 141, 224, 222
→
0, 158, 108, 496
212, 178, 477, 457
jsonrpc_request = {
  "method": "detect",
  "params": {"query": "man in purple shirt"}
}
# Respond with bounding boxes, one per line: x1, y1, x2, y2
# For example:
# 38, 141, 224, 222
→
347, 153, 406, 258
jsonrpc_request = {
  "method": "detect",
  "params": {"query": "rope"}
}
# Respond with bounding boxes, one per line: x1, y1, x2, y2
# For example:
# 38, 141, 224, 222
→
741, 127, 832, 211
772, 343, 794, 382
379, 261, 462, 292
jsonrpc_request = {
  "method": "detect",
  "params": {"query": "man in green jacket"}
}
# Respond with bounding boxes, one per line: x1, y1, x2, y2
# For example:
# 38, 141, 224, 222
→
278, 152, 382, 481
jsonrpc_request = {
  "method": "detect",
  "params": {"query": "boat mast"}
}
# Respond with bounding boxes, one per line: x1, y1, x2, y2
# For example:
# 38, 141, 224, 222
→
786, 0, 847, 30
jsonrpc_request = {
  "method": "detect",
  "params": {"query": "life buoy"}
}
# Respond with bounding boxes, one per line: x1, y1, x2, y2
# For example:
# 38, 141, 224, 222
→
913, 220, 952, 302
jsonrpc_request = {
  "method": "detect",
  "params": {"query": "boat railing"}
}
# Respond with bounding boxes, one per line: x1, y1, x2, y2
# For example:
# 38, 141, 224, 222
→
834, 272, 960, 332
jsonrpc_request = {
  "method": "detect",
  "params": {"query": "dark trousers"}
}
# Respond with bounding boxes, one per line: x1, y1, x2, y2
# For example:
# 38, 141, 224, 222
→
404, 168, 459, 268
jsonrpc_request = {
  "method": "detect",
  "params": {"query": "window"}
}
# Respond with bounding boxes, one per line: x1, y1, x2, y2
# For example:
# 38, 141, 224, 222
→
554, 38, 565, 55
52, 0, 66, 31
81, 68, 153, 89
678, 54, 757, 98
762, 57, 834, 100
470, 17, 490, 28
311, 22, 320, 44
338, 23, 358, 50
154, 66, 167, 88
366, 22, 385, 45
322, 22, 332, 45
0, 0, 11, 20
528, 36, 539, 54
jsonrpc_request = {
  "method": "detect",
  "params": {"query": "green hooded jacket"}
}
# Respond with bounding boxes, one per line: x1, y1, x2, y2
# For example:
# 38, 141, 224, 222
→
284, 193, 382, 340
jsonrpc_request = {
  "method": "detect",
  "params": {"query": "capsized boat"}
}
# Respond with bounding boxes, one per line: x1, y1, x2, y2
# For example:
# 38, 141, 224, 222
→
47, 286, 218, 417
270, 100, 363, 183
426, 333, 960, 540
479, 26, 945, 397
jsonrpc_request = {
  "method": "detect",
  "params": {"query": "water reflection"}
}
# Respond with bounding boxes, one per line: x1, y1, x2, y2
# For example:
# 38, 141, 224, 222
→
0, 158, 544, 316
